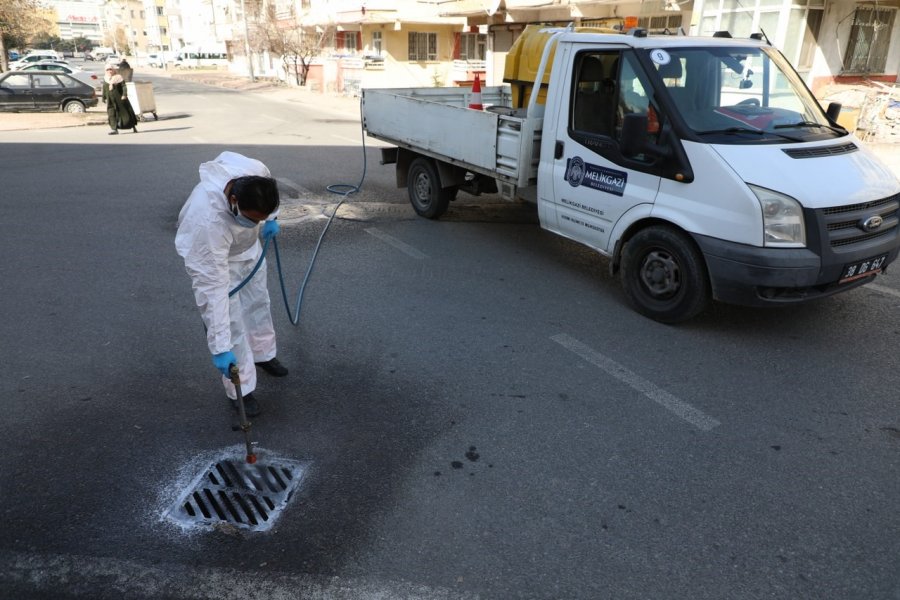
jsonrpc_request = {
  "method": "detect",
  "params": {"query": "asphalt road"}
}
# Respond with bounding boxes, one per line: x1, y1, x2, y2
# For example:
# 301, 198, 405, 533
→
1, 73, 899, 600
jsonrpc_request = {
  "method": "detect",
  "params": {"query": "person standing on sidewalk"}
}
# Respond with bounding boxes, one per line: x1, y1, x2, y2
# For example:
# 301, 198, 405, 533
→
175, 151, 289, 418
117, 58, 133, 83
101, 65, 138, 135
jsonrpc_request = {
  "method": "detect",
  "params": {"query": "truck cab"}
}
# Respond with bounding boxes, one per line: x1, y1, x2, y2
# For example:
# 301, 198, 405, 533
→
536, 29, 899, 321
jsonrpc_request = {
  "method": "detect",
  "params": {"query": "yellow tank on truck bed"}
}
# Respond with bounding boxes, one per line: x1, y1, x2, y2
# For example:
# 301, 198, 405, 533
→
503, 23, 621, 108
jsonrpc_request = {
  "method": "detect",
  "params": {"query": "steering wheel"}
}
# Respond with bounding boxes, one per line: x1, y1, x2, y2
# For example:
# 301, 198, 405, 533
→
737, 98, 760, 107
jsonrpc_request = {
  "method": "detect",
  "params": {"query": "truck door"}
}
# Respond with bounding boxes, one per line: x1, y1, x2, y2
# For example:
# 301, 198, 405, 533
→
549, 48, 662, 254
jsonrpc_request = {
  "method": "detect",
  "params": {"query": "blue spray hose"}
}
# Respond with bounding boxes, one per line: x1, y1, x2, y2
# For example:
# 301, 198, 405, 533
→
228, 100, 368, 326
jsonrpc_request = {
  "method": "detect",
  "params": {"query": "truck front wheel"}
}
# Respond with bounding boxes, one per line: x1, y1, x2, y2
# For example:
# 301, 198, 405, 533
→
408, 157, 451, 219
620, 226, 710, 324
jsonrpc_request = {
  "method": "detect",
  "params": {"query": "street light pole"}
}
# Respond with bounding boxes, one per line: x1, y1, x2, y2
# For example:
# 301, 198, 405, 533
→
239, 0, 256, 82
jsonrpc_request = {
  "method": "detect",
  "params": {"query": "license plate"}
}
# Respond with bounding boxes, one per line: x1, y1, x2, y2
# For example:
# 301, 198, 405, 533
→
839, 254, 888, 283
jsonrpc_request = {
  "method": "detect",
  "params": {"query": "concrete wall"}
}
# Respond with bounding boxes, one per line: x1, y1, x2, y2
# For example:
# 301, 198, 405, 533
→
812, 0, 900, 91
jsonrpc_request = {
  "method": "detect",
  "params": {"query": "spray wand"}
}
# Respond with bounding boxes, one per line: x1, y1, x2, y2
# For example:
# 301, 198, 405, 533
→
229, 364, 257, 464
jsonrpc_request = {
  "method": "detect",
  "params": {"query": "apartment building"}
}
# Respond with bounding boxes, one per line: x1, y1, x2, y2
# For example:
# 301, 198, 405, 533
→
68, 0, 897, 95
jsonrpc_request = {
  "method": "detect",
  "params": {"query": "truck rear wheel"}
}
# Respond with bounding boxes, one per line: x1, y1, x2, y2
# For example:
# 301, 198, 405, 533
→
620, 225, 710, 324
408, 157, 451, 219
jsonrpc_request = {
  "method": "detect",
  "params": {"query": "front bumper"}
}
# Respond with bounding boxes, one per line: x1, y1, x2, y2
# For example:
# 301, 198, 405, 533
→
694, 225, 899, 307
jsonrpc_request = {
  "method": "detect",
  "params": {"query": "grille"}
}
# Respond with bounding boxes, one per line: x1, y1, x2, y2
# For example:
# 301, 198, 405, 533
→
822, 196, 896, 216
166, 456, 308, 532
783, 143, 858, 159
817, 193, 899, 248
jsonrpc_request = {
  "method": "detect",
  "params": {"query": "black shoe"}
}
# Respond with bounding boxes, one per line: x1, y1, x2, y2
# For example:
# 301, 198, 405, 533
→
133, 127, 138, 133
255, 358, 288, 377
230, 392, 262, 418
108, 131, 118, 135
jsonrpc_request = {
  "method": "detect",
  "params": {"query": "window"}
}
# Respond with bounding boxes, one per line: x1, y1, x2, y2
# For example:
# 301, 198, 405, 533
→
336, 31, 361, 53
637, 14, 683, 33
459, 33, 486, 60
843, 7, 895, 73
1, 74, 31, 89
572, 51, 619, 137
570, 51, 660, 160
59, 75, 81, 88
33, 74, 60, 88
408, 32, 437, 61
372, 31, 382, 56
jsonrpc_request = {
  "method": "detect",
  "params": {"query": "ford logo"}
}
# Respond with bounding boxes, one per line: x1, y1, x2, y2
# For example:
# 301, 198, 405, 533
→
862, 215, 883, 231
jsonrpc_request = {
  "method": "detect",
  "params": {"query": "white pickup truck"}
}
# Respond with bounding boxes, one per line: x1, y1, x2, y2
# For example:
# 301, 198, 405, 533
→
362, 26, 900, 323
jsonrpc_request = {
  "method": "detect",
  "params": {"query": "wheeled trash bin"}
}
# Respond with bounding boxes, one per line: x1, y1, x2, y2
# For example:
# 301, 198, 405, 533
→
126, 81, 158, 121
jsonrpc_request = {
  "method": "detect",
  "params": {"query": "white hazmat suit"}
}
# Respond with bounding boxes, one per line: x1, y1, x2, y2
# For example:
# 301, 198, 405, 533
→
175, 151, 277, 399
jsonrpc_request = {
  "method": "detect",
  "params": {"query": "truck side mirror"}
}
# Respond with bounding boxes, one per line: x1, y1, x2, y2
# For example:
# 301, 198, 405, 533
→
621, 113, 671, 159
825, 101, 842, 124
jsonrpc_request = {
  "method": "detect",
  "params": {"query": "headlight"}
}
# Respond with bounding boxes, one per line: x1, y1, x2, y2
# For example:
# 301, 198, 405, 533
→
749, 184, 806, 248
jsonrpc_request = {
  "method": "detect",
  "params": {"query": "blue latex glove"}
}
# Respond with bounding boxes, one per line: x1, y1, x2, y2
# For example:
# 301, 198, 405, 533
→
262, 219, 279, 240
212, 350, 237, 377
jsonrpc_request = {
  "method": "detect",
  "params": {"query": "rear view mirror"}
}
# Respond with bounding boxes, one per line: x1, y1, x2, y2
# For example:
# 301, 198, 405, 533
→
739, 79, 753, 89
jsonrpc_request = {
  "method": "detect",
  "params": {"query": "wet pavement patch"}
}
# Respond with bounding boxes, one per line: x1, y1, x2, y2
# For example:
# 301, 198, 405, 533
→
165, 455, 308, 532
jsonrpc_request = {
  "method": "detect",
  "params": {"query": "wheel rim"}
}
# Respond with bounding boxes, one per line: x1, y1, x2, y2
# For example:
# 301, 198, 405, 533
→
638, 249, 681, 299
412, 171, 432, 208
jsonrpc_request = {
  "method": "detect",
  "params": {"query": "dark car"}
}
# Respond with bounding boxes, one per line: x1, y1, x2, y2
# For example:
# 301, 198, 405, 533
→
0, 71, 99, 113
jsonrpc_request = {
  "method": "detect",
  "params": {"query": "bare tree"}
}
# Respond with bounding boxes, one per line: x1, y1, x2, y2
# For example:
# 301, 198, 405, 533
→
0, 0, 53, 71
254, 4, 324, 85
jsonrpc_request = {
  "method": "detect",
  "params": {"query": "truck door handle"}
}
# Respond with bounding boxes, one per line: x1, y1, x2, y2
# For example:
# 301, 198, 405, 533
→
555, 141, 564, 160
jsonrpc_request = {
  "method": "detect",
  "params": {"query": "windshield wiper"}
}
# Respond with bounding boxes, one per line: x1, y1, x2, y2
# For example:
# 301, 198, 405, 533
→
696, 127, 803, 142
774, 121, 846, 134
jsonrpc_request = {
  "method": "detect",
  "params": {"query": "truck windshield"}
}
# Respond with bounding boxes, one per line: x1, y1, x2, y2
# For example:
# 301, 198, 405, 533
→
645, 46, 845, 143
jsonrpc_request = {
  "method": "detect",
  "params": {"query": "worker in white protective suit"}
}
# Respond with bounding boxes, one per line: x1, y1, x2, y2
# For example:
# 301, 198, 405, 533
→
175, 151, 288, 418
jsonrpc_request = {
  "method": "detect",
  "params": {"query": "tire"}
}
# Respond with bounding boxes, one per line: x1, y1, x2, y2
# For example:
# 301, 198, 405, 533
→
63, 100, 85, 114
408, 157, 451, 219
620, 225, 710, 324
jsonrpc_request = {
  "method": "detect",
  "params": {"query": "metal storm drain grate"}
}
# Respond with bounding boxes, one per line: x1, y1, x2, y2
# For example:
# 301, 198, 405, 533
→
166, 456, 308, 532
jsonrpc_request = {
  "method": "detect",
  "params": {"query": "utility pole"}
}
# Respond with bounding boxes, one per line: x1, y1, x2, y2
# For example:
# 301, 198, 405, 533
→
239, 0, 255, 82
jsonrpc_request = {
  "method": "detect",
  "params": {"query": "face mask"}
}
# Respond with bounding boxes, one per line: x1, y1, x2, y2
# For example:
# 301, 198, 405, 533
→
231, 203, 257, 229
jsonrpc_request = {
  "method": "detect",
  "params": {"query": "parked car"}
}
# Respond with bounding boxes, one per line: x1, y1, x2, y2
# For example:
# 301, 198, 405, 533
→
19, 61, 101, 91
9, 50, 62, 70
0, 71, 98, 113
89, 47, 114, 61
21, 58, 73, 69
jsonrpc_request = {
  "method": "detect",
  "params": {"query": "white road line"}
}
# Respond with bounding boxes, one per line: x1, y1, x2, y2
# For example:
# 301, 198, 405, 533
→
366, 227, 427, 259
0, 550, 478, 600
260, 114, 286, 123
867, 283, 900, 299
331, 134, 361, 144
276, 177, 312, 196
551, 333, 721, 431
191, 136, 208, 143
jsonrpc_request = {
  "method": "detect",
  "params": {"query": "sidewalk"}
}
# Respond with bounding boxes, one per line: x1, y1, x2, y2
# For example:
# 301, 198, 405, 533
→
0, 69, 360, 132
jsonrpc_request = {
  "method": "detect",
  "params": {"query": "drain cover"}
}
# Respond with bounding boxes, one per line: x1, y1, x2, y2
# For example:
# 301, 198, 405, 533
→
166, 456, 307, 532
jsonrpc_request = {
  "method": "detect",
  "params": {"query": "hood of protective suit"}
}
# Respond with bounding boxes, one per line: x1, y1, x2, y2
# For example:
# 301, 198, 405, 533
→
176, 151, 272, 262
198, 151, 272, 195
